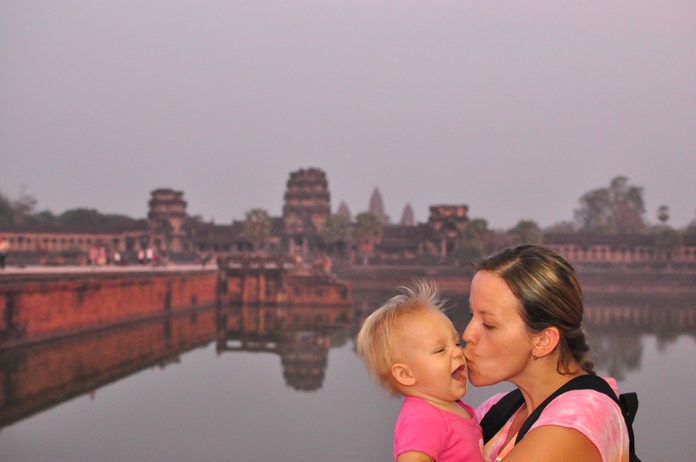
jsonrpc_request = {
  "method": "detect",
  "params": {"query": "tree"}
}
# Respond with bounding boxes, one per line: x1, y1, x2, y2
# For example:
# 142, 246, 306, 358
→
0, 190, 38, 226
685, 211, 696, 240
508, 220, 543, 245
243, 208, 271, 252
652, 205, 682, 263
321, 214, 352, 256
11, 191, 37, 225
0, 192, 14, 225
574, 176, 646, 234
657, 205, 669, 225
323, 214, 351, 241
61, 208, 99, 226
49, 208, 136, 230
453, 218, 491, 263
545, 220, 576, 233
464, 218, 491, 243
352, 212, 383, 265
26, 210, 56, 226
654, 226, 683, 262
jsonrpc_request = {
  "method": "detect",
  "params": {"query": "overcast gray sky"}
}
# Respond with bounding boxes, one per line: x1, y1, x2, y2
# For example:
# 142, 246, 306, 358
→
1, 0, 695, 230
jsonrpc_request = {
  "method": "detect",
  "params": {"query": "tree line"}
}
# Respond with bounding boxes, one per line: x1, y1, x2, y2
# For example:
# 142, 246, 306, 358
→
3, 176, 695, 253
0, 191, 143, 230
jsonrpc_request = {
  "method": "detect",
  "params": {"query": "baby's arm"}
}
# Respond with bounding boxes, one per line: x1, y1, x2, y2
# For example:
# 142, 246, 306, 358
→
397, 451, 435, 462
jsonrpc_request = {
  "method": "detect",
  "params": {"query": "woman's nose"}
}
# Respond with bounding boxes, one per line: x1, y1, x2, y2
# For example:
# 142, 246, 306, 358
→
462, 322, 475, 344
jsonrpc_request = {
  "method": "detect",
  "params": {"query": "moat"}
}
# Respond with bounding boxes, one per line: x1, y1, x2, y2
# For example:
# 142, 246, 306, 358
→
0, 268, 694, 461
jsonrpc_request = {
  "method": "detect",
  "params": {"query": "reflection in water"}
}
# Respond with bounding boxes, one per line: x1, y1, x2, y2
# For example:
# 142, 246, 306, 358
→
1, 281, 694, 440
0, 300, 358, 428
583, 292, 696, 380
0, 308, 218, 428
215, 303, 355, 391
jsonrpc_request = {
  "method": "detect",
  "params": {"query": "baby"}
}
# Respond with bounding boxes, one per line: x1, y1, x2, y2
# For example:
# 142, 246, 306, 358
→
357, 280, 484, 462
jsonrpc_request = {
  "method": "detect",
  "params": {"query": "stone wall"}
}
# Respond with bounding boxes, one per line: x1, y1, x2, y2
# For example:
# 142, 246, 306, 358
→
0, 270, 219, 347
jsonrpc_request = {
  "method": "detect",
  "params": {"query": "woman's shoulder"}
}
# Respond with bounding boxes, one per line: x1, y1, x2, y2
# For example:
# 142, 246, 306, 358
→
536, 376, 624, 428
544, 376, 621, 418
533, 383, 629, 461
541, 387, 622, 420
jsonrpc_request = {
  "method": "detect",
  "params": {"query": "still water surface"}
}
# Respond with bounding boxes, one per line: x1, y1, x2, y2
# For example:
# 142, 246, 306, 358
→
0, 281, 694, 461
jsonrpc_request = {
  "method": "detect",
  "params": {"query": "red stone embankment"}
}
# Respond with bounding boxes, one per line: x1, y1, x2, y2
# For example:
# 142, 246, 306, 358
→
0, 262, 353, 348
0, 266, 219, 347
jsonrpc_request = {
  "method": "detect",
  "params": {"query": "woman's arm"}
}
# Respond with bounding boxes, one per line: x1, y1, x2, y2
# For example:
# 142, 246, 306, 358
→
500, 426, 601, 462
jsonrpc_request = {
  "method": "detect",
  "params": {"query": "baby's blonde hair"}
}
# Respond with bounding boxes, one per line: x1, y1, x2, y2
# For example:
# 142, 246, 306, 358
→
356, 279, 447, 395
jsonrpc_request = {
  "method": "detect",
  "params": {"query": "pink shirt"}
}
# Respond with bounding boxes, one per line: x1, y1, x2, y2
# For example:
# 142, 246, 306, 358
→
475, 378, 629, 462
394, 396, 485, 461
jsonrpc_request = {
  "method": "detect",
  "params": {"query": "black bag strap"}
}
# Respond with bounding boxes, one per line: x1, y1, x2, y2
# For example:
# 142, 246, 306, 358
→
479, 388, 524, 443
620, 393, 639, 461
480, 375, 640, 461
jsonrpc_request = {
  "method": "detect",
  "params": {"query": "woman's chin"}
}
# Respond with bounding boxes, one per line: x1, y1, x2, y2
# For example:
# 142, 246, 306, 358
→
466, 371, 489, 388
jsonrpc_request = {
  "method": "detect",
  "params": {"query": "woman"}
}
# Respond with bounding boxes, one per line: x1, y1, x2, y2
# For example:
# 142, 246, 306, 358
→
463, 245, 629, 462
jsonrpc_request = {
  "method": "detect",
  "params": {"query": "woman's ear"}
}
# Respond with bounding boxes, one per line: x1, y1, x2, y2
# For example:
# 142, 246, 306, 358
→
391, 363, 416, 387
534, 327, 561, 359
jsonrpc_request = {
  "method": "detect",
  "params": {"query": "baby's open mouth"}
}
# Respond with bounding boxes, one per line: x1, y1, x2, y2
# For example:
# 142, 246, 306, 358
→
451, 364, 467, 381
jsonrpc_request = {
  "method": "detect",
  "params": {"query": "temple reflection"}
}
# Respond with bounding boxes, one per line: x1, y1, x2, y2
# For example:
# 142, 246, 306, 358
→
0, 287, 694, 429
0, 300, 357, 428
215, 302, 355, 391
583, 292, 696, 380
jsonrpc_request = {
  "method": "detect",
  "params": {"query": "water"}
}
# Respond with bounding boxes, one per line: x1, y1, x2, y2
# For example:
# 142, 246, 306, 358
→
0, 282, 694, 461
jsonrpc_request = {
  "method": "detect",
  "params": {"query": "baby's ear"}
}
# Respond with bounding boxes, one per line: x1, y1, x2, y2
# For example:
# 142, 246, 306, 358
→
391, 363, 416, 387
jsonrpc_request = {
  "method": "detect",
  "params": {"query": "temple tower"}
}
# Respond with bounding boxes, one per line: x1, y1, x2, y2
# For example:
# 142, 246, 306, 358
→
369, 187, 389, 225
147, 188, 187, 252
282, 168, 331, 236
400, 203, 415, 226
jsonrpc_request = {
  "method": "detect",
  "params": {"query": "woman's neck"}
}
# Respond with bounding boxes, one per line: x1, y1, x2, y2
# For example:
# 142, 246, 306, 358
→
513, 363, 586, 413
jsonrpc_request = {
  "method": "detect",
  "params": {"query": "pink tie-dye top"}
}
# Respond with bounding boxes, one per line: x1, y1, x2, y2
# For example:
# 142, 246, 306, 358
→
475, 378, 629, 462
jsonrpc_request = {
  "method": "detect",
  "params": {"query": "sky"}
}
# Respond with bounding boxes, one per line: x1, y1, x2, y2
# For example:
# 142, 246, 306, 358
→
1, 0, 695, 230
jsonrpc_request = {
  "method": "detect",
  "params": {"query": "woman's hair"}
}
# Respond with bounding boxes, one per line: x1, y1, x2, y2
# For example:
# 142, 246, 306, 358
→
477, 244, 594, 375
356, 279, 446, 395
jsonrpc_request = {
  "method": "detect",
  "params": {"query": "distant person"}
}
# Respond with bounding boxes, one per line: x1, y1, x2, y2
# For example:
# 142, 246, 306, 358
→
0, 236, 9, 269
464, 245, 635, 462
89, 246, 98, 266
357, 280, 484, 462
97, 246, 107, 266
201, 252, 211, 268
146, 247, 154, 264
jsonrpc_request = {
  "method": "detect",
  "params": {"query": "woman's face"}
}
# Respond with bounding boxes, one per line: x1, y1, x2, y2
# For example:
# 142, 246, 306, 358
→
463, 270, 535, 387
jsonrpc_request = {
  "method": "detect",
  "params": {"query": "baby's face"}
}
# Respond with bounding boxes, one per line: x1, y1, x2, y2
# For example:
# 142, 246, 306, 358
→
393, 308, 468, 403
